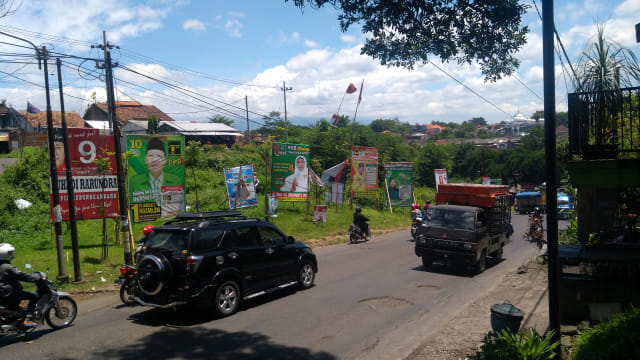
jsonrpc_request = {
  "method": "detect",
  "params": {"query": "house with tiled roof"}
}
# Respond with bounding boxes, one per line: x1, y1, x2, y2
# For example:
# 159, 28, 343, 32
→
19, 110, 86, 130
84, 101, 175, 124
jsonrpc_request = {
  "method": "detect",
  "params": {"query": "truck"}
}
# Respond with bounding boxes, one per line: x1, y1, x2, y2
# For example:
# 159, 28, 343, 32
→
514, 191, 542, 214
557, 192, 574, 219
414, 184, 513, 273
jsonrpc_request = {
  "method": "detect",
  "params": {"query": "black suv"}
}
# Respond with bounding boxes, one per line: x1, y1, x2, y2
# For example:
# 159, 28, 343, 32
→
133, 211, 317, 317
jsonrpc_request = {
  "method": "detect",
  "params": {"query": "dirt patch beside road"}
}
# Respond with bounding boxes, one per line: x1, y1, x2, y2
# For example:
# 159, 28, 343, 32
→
408, 255, 549, 360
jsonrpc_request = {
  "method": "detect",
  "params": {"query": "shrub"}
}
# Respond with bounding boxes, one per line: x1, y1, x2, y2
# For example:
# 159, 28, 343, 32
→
469, 328, 559, 360
570, 306, 640, 360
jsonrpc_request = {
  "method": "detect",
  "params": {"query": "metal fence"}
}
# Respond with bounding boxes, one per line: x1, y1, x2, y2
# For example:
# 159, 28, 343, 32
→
568, 86, 640, 159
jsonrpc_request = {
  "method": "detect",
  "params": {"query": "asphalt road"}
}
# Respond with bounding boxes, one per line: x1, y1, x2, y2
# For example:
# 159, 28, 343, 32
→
1, 214, 542, 360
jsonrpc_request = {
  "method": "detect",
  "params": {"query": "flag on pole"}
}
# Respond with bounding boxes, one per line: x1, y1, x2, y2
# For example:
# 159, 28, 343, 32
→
27, 102, 42, 133
331, 114, 341, 127
345, 83, 357, 94
27, 102, 40, 113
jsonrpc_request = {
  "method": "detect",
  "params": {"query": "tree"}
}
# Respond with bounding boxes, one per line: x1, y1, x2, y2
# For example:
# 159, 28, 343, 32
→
469, 117, 487, 126
147, 115, 159, 134
0, 0, 18, 19
573, 24, 640, 92
287, 0, 529, 82
185, 140, 205, 211
209, 114, 234, 126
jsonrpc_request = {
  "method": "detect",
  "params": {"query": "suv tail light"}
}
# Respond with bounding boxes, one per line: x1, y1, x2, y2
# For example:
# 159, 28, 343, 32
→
187, 255, 204, 272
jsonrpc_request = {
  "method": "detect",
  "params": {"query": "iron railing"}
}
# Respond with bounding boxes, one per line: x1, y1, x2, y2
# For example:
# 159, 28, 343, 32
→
568, 86, 640, 159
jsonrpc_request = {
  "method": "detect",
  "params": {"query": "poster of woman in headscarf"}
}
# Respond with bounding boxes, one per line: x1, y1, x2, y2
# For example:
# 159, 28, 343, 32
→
270, 142, 310, 202
224, 164, 258, 209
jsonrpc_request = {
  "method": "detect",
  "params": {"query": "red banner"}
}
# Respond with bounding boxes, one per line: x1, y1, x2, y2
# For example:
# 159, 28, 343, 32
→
50, 128, 119, 221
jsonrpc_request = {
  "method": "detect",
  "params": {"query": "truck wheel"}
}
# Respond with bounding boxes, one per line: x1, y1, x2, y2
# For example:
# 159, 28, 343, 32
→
421, 256, 433, 268
475, 252, 486, 274
493, 247, 503, 263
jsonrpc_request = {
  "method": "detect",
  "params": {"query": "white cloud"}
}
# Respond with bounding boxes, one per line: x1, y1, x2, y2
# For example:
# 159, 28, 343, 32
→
225, 19, 243, 38
183, 19, 206, 31
304, 40, 320, 48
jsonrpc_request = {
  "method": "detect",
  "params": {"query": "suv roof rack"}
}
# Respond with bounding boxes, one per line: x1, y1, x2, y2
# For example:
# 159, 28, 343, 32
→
163, 211, 244, 225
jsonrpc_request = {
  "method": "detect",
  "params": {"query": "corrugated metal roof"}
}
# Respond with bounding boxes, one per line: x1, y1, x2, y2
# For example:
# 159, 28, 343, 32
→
163, 121, 238, 132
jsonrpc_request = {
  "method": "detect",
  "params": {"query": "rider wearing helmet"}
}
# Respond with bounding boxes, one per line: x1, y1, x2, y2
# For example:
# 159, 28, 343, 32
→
422, 200, 431, 219
353, 207, 371, 240
135, 225, 155, 264
0, 243, 45, 327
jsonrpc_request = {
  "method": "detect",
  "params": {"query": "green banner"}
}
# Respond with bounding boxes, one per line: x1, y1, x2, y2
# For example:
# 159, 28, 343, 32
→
384, 162, 413, 207
127, 135, 185, 222
271, 142, 310, 202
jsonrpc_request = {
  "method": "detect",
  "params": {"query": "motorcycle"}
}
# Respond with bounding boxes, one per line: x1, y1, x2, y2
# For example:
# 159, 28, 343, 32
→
115, 264, 139, 306
411, 215, 423, 241
0, 265, 77, 335
349, 223, 370, 243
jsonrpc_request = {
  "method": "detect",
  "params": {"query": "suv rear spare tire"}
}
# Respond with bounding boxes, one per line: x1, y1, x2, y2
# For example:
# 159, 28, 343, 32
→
137, 255, 171, 296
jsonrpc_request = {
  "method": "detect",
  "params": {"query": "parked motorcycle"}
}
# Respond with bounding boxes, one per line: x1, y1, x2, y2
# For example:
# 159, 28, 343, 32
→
0, 265, 77, 335
115, 264, 139, 306
349, 223, 370, 243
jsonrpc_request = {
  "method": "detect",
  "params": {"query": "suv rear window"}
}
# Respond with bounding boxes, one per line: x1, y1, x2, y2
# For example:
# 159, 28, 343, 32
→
146, 231, 187, 251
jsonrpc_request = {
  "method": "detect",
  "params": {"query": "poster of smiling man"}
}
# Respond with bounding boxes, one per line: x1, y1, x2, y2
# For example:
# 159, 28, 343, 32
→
127, 135, 185, 222
270, 142, 310, 202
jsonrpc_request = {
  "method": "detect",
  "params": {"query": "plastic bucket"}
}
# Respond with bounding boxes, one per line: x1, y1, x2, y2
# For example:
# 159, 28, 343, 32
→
490, 302, 524, 334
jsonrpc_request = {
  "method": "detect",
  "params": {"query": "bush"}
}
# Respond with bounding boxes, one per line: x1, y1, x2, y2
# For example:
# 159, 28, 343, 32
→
469, 328, 559, 360
570, 306, 640, 360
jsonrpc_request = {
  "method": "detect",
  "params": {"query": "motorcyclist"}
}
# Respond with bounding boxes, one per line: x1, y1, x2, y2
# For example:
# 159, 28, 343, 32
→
422, 200, 431, 219
0, 243, 45, 327
134, 225, 154, 264
353, 207, 371, 240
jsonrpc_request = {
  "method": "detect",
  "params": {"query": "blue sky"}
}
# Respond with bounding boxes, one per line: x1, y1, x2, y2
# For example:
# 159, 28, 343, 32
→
1, 0, 639, 129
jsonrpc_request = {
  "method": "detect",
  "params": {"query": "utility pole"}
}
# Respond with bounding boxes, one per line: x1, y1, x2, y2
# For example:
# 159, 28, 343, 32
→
0, 31, 69, 281
542, 1, 561, 359
245, 96, 250, 145
56, 58, 81, 282
94, 31, 133, 265
281, 81, 292, 143
43, 47, 69, 282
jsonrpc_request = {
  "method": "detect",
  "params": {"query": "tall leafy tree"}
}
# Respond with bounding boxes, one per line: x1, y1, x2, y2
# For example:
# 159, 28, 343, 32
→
209, 114, 234, 126
287, 0, 529, 81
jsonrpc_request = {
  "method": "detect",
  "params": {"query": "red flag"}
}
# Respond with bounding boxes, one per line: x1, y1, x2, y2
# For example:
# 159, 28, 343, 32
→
331, 114, 341, 127
345, 83, 357, 94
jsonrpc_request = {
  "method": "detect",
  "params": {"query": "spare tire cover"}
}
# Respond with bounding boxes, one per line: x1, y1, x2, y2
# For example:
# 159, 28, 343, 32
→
137, 255, 170, 296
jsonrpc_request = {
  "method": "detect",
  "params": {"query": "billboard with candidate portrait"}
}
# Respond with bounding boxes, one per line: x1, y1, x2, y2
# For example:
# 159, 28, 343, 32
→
351, 146, 378, 196
49, 128, 119, 221
384, 162, 413, 207
270, 142, 310, 202
127, 135, 185, 222
224, 164, 258, 209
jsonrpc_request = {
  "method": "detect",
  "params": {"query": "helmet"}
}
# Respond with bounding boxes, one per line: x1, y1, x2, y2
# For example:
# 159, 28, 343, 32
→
143, 225, 155, 236
534, 207, 541, 216
355, 207, 362, 213
426, 199, 431, 204
411, 203, 416, 210
0, 243, 15, 261
416, 204, 421, 209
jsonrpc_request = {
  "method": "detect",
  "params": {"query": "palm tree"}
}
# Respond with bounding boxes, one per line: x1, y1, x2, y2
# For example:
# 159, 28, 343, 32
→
573, 24, 640, 92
